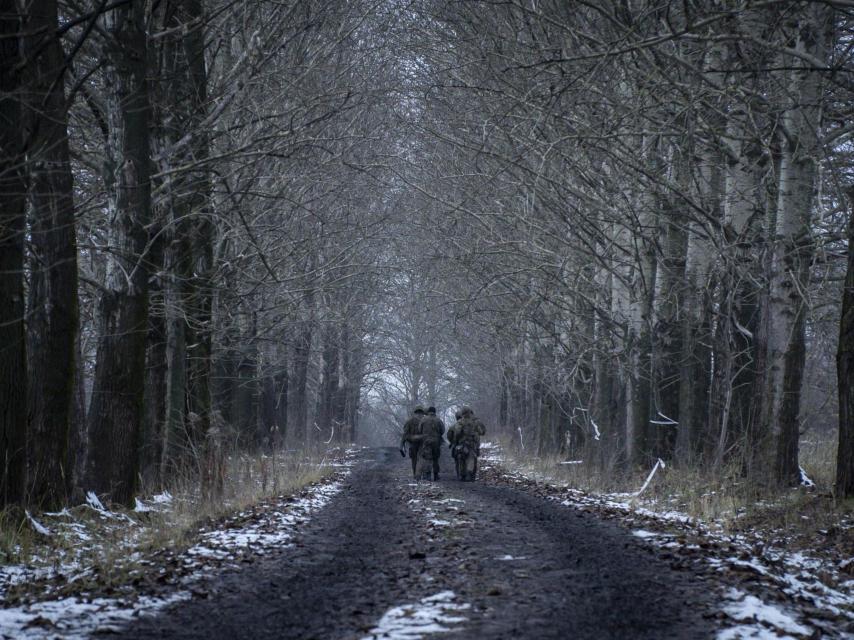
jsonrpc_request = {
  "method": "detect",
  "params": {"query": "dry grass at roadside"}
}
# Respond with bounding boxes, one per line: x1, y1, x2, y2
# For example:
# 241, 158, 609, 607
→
0, 447, 343, 604
488, 436, 853, 544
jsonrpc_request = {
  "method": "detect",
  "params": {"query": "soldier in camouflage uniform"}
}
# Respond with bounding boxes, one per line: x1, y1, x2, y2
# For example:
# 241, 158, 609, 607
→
400, 405, 426, 477
417, 406, 445, 481
449, 406, 486, 480
447, 411, 463, 479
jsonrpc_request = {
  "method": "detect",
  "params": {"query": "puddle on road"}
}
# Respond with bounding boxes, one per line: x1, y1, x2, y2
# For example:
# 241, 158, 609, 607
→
361, 590, 470, 640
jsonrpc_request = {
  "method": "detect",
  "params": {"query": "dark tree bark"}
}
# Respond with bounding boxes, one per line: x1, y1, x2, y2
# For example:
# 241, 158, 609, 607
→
142, 245, 167, 487
86, 1, 152, 505
260, 369, 277, 450
68, 334, 87, 501
162, 239, 188, 474
288, 290, 315, 446
0, 0, 28, 506
652, 205, 687, 460
836, 187, 854, 498
288, 328, 312, 446
233, 348, 258, 447
675, 305, 712, 465
274, 360, 289, 447
181, 0, 214, 451
152, 0, 213, 469
23, 0, 80, 508
315, 322, 340, 441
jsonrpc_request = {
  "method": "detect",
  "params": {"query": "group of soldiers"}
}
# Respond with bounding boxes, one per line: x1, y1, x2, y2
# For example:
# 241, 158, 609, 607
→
399, 405, 486, 481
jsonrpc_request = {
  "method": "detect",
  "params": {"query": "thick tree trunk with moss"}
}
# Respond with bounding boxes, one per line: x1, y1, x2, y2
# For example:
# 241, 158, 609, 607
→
86, 2, 152, 505
23, 0, 80, 508
0, 1, 27, 506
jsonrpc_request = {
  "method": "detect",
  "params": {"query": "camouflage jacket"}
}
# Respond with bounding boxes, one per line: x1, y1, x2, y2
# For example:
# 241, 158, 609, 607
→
447, 421, 461, 445
401, 415, 423, 448
418, 415, 445, 444
456, 416, 485, 446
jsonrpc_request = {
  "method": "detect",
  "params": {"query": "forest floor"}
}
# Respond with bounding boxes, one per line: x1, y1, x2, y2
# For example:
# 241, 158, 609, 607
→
0, 445, 852, 639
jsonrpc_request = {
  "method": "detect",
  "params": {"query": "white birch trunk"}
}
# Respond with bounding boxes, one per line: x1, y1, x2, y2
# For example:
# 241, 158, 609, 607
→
760, 5, 829, 485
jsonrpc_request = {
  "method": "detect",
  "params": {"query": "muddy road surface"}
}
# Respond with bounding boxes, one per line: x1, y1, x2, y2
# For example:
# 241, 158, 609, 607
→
121, 448, 718, 639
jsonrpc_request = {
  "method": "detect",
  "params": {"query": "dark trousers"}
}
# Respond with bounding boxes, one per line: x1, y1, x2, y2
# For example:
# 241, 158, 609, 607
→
427, 441, 441, 479
409, 443, 421, 477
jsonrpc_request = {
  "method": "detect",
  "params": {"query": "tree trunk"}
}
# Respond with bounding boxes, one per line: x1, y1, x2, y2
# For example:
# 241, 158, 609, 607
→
288, 291, 315, 447
836, 187, 854, 498
315, 322, 340, 442
68, 334, 87, 501
652, 182, 688, 460
162, 260, 188, 475
273, 345, 288, 447
23, 0, 80, 509
142, 263, 167, 488
181, 0, 214, 451
260, 366, 277, 450
0, 1, 27, 506
759, 6, 828, 486
86, 2, 152, 505
675, 158, 721, 465
153, 0, 213, 473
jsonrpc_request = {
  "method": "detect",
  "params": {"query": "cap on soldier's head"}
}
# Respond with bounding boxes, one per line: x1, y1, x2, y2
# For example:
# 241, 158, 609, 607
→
414, 405, 425, 414
427, 406, 437, 414
460, 405, 473, 416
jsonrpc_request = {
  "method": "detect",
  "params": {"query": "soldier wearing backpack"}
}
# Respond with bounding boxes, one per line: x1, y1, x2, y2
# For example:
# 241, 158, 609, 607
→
400, 405, 426, 477
449, 406, 486, 480
417, 406, 445, 481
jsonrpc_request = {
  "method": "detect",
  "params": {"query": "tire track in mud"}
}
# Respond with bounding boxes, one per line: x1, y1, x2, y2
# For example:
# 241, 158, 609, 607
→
403, 460, 717, 639
119, 448, 717, 639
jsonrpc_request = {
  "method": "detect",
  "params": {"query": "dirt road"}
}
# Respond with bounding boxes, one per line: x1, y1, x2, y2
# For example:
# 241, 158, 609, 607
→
121, 448, 717, 639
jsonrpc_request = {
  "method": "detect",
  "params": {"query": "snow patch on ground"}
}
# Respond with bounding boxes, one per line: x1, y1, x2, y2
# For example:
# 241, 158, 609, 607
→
718, 589, 812, 639
428, 519, 451, 527
631, 529, 673, 540
361, 590, 470, 639
405, 485, 471, 530
186, 481, 341, 560
0, 591, 192, 639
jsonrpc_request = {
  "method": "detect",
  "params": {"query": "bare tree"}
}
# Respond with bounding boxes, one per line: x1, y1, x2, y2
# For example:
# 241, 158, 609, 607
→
86, 1, 153, 505
23, 0, 80, 508
0, 0, 27, 506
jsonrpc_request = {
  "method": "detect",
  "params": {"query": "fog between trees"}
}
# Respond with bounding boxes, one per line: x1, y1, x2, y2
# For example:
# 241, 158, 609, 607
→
1, 0, 853, 509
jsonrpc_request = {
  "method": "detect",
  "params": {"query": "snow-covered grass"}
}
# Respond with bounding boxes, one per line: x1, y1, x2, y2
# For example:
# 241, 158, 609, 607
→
0, 447, 356, 606
483, 437, 849, 535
